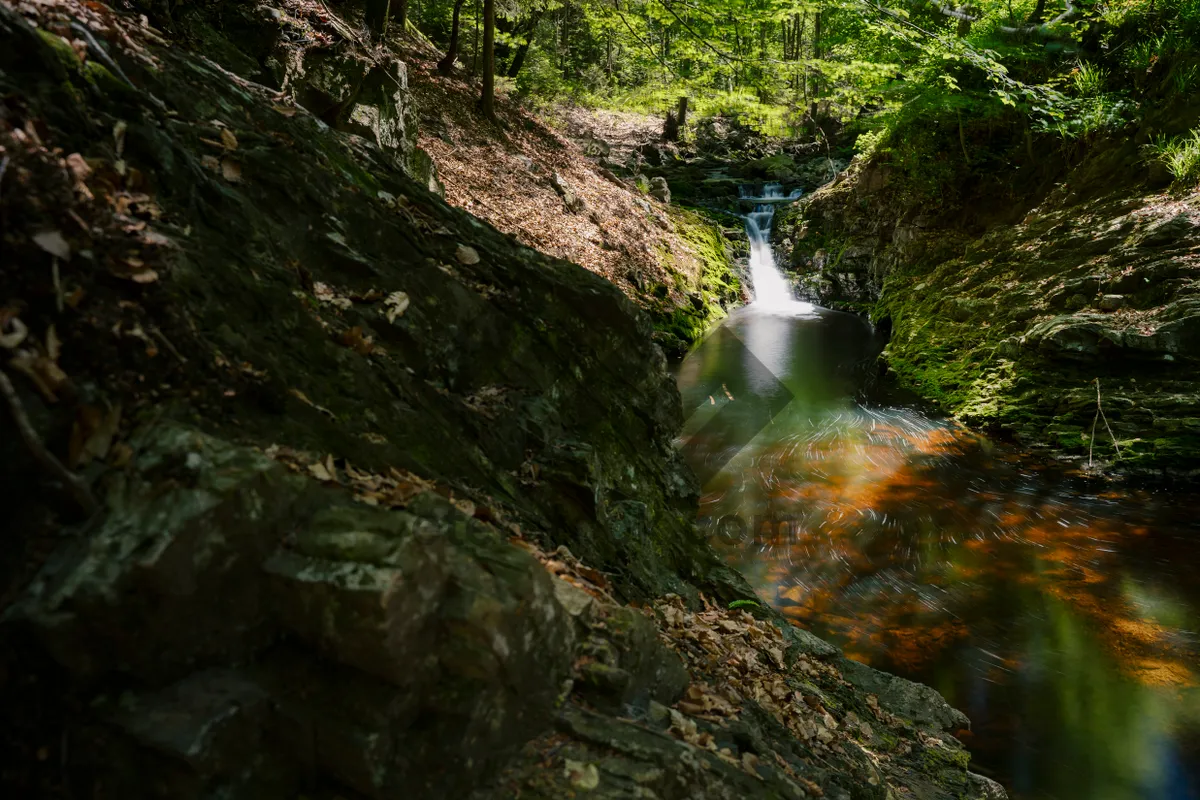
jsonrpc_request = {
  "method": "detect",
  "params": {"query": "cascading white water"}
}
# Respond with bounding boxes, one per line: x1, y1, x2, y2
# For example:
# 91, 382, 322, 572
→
739, 183, 811, 314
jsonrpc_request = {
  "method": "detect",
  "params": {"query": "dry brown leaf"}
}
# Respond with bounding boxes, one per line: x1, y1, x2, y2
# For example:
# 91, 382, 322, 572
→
308, 458, 336, 482
562, 760, 599, 791
220, 159, 242, 182
141, 230, 174, 247
113, 120, 127, 157
33, 230, 71, 260
455, 244, 481, 265
45, 325, 61, 361
340, 325, 375, 355
0, 317, 28, 350
220, 128, 239, 150
384, 290, 410, 323
9, 349, 69, 402
69, 403, 122, 468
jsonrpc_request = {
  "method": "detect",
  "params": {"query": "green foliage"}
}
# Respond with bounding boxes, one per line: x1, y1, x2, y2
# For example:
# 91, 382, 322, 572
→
728, 599, 760, 610
1146, 129, 1200, 183
1071, 62, 1108, 97
407, 0, 1200, 171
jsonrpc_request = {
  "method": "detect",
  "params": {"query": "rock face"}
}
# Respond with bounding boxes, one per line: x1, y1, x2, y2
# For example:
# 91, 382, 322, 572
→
777, 144, 1200, 473
0, 3, 1000, 798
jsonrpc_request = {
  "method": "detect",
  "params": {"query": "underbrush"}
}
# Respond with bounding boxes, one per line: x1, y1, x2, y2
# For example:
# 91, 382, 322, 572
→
1146, 128, 1200, 184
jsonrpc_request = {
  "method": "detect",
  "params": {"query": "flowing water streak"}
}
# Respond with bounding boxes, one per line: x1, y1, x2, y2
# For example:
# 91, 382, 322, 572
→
740, 184, 810, 313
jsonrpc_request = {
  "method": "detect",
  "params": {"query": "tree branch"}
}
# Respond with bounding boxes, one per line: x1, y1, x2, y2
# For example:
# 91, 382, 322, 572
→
0, 369, 99, 517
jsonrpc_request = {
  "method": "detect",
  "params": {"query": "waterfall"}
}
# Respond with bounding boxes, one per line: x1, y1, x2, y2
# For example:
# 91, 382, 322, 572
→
740, 183, 811, 314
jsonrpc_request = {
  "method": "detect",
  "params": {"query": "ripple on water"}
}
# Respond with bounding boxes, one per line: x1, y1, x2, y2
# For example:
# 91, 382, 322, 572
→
676, 303, 1200, 800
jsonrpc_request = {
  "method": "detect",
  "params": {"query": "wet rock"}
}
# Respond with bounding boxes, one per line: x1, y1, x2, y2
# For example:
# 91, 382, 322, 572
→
1099, 294, 1126, 311
838, 659, 970, 733
266, 495, 574, 689
9, 423, 310, 682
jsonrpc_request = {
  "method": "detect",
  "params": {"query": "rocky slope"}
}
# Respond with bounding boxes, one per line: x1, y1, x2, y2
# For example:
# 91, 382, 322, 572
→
403, 53, 745, 357
1, 1, 1001, 797
778, 119, 1200, 475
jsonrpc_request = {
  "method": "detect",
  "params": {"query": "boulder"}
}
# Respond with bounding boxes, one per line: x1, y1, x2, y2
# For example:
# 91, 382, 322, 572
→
650, 176, 671, 204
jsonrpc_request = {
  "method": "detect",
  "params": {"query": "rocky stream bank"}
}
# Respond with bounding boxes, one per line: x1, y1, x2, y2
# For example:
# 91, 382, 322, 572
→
775, 121, 1200, 476
1, 1, 1003, 798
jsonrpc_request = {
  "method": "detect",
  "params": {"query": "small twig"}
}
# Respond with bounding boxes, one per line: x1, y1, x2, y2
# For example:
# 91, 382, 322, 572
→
0, 154, 9, 196
1089, 378, 1122, 468
69, 20, 137, 90
52, 257, 63, 313
149, 324, 187, 364
1088, 401, 1099, 468
0, 368, 99, 516
1096, 378, 1123, 461
69, 19, 167, 110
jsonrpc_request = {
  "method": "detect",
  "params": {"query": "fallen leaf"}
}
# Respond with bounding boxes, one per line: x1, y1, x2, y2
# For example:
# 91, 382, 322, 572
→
69, 403, 122, 468
141, 230, 174, 247
129, 268, 160, 284
220, 128, 238, 150
563, 760, 600, 791
340, 326, 375, 355
33, 230, 71, 260
9, 349, 69, 402
308, 459, 335, 482
109, 441, 134, 467
65, 152, 92, 183
113, 120, 127, 157
0, 317, 28, 349
384, 291, 410, 323
221, 159, 242, 182
456, 244, 480, 265
45, 325, 61, 361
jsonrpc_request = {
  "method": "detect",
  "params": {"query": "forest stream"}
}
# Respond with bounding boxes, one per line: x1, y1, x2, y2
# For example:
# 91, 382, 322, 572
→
675, 188, 1200, 800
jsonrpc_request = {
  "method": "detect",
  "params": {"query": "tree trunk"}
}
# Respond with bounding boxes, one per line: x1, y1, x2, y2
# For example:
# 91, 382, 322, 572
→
438, 0, 467, 75
809, 11, 821, 129
391, 0, 408, 33
365, 0, 391, 39
675, 96, 688, 136
506, 12, 544, 79
480, 0, 496, 119
471, 0, 480, 72
1027, 0, 1047, 24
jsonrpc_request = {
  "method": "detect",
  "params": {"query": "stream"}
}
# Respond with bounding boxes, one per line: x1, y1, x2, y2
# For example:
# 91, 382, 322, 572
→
675, 185, 1200, 799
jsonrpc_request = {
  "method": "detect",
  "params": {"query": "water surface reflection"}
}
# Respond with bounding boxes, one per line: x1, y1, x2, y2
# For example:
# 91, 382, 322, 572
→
677, 305, 1200, 800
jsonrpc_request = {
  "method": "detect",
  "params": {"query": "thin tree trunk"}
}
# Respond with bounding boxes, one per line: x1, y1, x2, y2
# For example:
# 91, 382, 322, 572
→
391, 0, 408, 33
365, 0, 391, 39
438, 0, 467, 75
809, 11, 821, 126
506, 12, 544, 79
471, 0, 480, 72
480, 0, 496, 119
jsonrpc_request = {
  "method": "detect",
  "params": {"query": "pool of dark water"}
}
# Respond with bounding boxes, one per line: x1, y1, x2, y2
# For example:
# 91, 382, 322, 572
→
675, 304, 1200, 800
